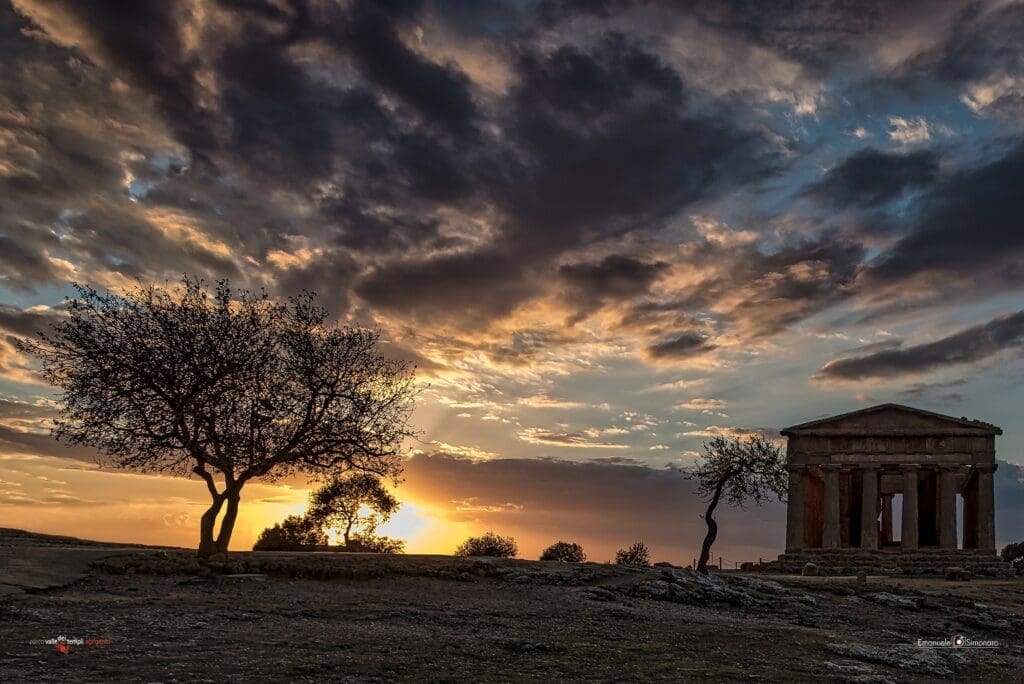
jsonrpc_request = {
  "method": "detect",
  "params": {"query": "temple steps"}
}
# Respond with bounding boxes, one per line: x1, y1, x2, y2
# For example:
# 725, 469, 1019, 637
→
764, 549, 1013, 576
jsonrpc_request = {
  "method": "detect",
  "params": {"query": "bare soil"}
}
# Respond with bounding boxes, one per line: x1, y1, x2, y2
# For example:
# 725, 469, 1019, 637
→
1, 529, 1022, 682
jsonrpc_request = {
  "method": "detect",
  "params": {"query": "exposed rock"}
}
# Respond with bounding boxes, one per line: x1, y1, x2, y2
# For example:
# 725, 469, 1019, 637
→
574, 587, 618, 602
866, 592, 919, 609
944, 566, 971, 581
471, 559, 504, 578
728, 575, 788, 595
825, 642, 959, 677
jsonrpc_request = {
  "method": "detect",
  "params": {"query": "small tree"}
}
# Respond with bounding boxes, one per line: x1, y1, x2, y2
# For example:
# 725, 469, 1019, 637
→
1000, 541, 1024, 564
615, 541, 650, 566
540, 541, 586, 562
454, 532, 518, 558
685, 434, 786, 575
308, 472, 400, 547
19, 278, 417, 558
253, 515, 326, 551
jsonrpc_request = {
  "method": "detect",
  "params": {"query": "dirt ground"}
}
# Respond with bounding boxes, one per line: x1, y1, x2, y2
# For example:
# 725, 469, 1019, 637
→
1, 530, 1022, 682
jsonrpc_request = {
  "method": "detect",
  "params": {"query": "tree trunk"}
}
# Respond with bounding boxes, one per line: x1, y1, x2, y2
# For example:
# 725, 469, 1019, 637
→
197, 496, 225, 559
344, 518, 353, 546
697, 477, 730, 575
214, 489, 242, 554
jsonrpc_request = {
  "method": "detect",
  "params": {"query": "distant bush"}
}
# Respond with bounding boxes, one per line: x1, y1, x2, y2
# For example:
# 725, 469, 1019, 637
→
340, 534, 406, 554
1001, 541, 1024, 564
1004, 542, 1024, 575
540, 541, 586, 562
615, 541, 651, 566
253, 515, 326, 551
454, 532, 518, 558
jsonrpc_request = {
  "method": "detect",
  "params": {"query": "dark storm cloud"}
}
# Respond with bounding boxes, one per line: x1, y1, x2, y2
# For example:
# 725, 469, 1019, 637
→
0, 424, 102, 463
0, 397, 58, 421
802, 148, 941, 208
621, 235, 866, 347
898, 378, 966, 405
865, 141, 1024, 286
356, 33, 778, 325
817, 310, 1024, 381
889, 1, 1024, 121
646, 332, 718, 360
337, 0, 479, 136
688, 0, 888, 71
13, 0, 216, 151
558, 254, 669, 323
3, 0, 1021, 360
0, 304, 64, 338
0, 234, 64, 293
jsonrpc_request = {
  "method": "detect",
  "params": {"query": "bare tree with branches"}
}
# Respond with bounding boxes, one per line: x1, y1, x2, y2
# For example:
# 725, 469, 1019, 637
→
18, 277, 417, 558
684, 434, 787, 574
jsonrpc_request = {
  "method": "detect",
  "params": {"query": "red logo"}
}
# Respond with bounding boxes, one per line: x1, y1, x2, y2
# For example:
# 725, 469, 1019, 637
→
56, 641, 69, 655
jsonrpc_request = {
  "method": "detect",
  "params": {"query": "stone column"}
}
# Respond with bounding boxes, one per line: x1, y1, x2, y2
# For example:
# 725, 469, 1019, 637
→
975, 463, 997, 552
901, 465, 919, 550
860, 465, 880, 550
785, 465, 805, 552
938, 466, 958, 549
880, 493, 894, 544
822, 465, 840, 549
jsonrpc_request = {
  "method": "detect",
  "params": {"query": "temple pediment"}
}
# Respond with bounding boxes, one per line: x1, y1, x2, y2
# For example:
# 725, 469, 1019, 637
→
781, 403, 1002, 437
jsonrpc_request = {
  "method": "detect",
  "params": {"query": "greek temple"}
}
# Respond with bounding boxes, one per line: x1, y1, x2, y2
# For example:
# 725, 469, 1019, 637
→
774, 404, 1007, 574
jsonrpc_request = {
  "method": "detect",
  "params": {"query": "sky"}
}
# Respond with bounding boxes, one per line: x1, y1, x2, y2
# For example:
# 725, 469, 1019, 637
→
1, 0, 1024, 564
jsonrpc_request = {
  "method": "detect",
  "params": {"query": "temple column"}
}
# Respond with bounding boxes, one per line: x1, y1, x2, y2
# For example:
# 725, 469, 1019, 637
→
860, 465, 880, 550
785, 465, 805, 552
880, 493, 894, 543
975, 463, 997, 551
901, 465, 919, 550
822, 465, 840, 549
938, 466, 958, 549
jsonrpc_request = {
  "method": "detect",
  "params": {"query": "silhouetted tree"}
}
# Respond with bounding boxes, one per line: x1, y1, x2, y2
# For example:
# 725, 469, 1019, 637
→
1002, 541, 1024, 574
19, 278, 416, 558
540, 541, 586, 562
685, 434, 786, 575
615, 541, 650, 566
1001, 541, 1024, 564
308, 472, 400, 546
454, 532, 518, 558
253, 515, 326, 551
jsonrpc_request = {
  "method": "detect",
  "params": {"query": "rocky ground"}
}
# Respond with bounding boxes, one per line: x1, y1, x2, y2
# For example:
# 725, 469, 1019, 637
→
1, 530, 1022, 682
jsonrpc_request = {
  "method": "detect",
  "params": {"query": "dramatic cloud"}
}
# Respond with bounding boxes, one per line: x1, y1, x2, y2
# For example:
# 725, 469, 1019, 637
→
558, 254, 669, 324
863, 142, 1024, 288
646, 332, 718, 360
676, 398, 729, 411
803, 148, 941, 208
516, 428, 628, 449
818, 310, 1024, 381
